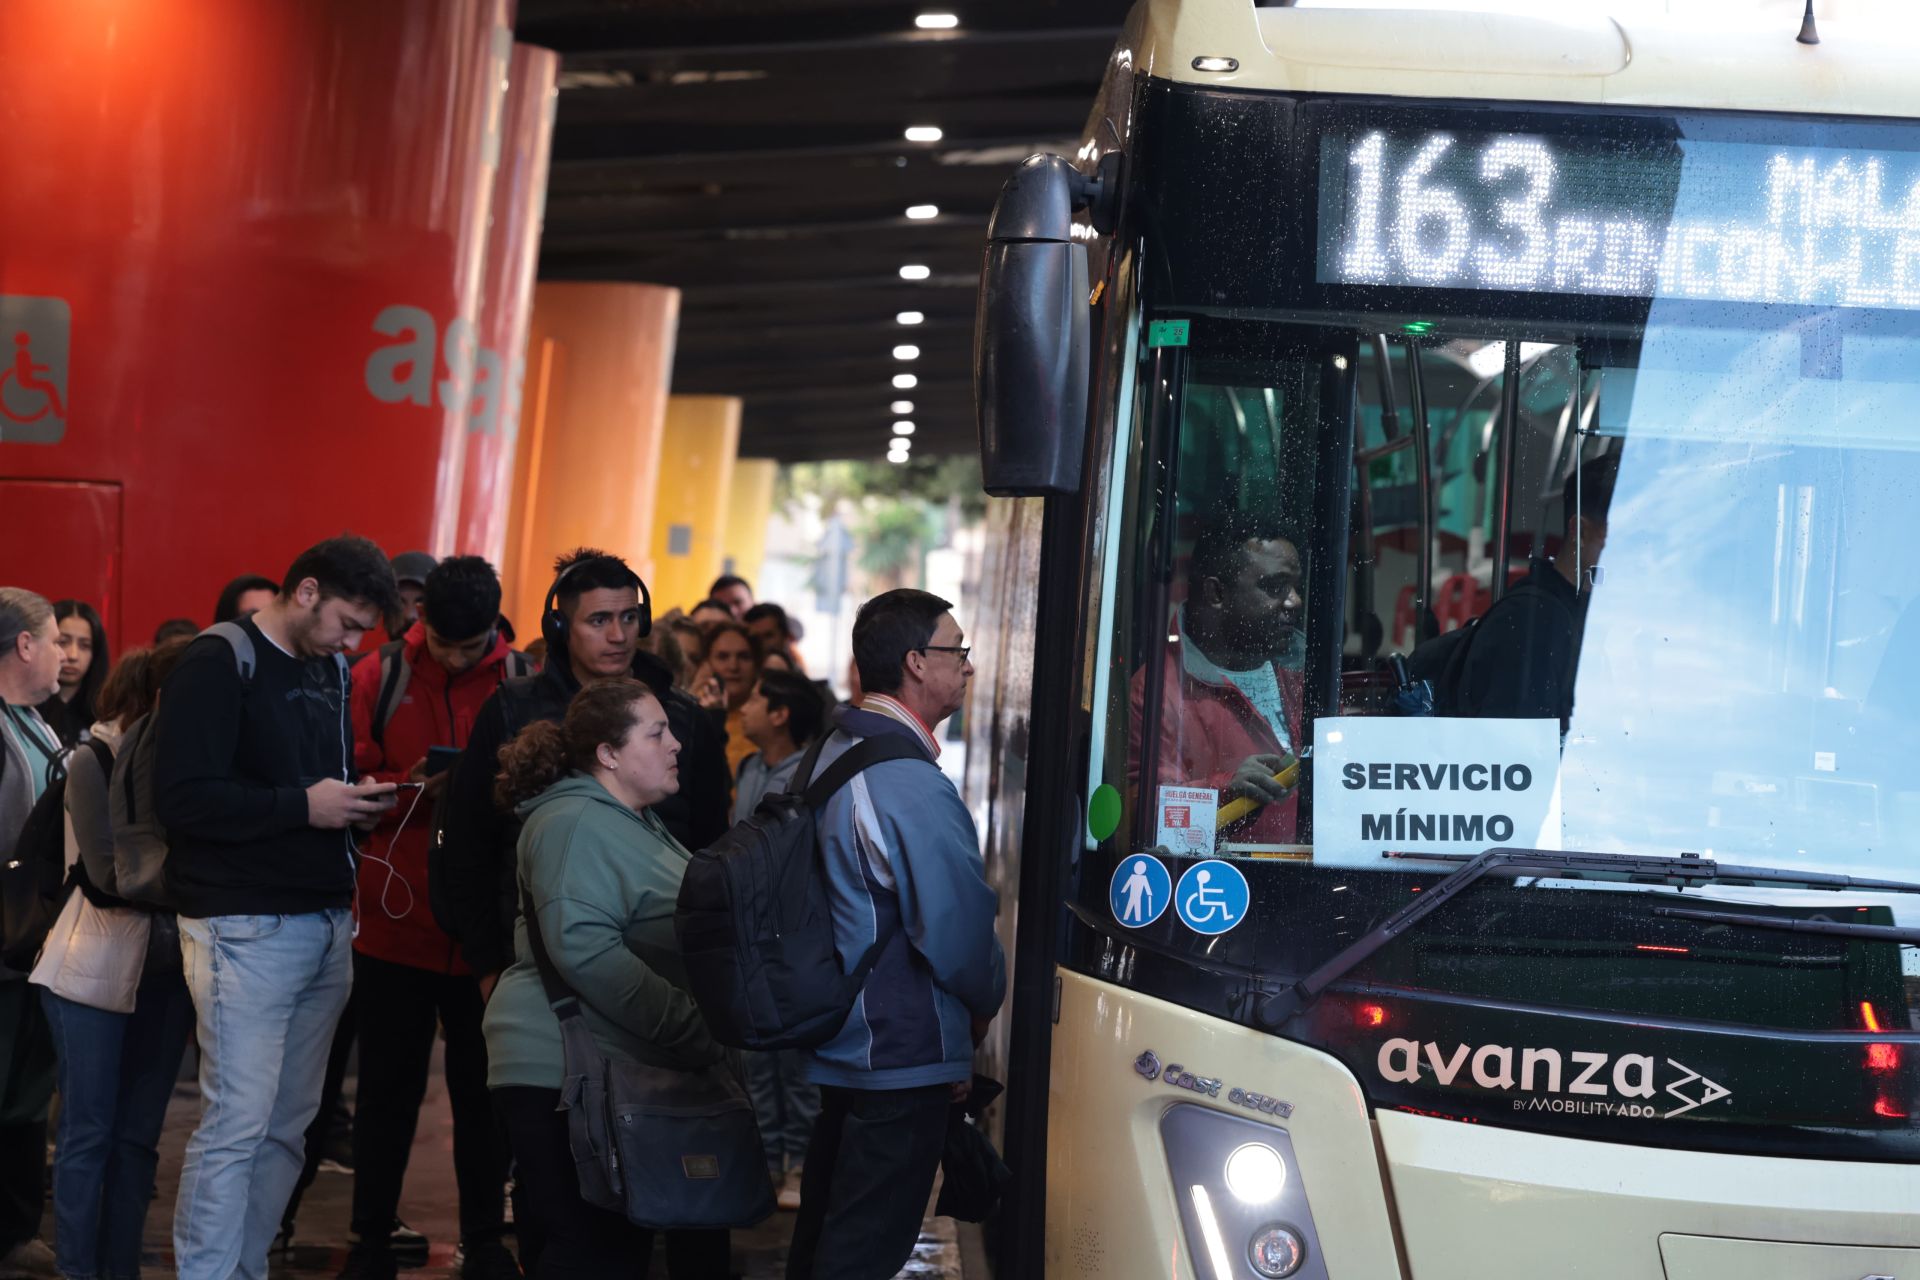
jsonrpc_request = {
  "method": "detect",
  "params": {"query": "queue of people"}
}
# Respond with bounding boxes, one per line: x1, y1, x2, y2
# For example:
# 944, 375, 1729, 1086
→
0, 553, 1003, 1280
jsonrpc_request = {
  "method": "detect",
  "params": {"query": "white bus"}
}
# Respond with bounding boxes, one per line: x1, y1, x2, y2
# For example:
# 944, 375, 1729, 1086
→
968, 2, 1920, 1276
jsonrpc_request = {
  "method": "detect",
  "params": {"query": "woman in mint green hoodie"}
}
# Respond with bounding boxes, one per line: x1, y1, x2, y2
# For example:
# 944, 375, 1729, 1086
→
482, 677, 728, 1279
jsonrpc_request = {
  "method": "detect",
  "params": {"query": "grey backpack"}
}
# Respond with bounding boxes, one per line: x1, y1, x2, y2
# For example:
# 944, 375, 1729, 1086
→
109, 623, 260, 908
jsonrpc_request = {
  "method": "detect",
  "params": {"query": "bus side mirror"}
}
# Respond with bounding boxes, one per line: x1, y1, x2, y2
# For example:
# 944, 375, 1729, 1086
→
973, 154, 1110, 497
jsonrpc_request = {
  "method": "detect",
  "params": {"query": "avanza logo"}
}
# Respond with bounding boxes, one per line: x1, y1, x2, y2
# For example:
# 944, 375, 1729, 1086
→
1375, 1038, 1732, 1120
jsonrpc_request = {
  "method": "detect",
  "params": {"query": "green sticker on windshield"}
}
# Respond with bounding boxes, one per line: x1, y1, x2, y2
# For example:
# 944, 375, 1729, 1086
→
1088, 783, 1122, 842
1148, 319, 1190, 348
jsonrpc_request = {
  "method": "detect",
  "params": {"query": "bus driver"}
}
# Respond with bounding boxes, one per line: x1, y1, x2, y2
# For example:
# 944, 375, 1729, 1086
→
1129, 512, 1304, 846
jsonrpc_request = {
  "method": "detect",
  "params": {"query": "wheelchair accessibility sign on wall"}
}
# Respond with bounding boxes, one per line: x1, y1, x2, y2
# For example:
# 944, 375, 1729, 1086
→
0, 295, 70, 444
1174, 860, 1248, 936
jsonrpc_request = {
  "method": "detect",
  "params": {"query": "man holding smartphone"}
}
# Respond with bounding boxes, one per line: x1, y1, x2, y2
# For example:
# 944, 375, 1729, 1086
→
337, 556, 527, 1280
152, 536, 401, 1280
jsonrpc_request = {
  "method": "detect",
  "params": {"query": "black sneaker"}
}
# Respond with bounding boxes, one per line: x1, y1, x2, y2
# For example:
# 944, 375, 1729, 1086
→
335, 1246, 398, 1280
389, 1220, 429, 1260
347, 1222, 429, 1263
457, 1237, 523, 1280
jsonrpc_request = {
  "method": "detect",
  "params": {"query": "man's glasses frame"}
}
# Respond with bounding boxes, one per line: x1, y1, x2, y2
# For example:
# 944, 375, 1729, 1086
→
915, 644, 970, 661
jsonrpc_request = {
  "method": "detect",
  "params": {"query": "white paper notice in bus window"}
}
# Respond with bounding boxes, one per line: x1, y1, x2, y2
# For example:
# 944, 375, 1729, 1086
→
1155, 785, 1218, 857
1312, 718, 1563, 870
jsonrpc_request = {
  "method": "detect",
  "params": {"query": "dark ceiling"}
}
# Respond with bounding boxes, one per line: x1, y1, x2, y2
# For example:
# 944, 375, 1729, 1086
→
516, 0, 1125, 463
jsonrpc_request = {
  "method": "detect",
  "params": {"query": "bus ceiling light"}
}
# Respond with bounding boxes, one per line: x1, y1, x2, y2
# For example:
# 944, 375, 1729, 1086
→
893, 344, 921, 360
906, 204, 940, 220
893, 421, 915, 435
915, 11, 960, 29
899, 264, 931, 280
904, 125, 944, 142
1192, 55, 1240, 73
893, 373, 918, 389
896, 311, 925, 325
1223, 1143, 1286, 1204
890, 399, 914, 414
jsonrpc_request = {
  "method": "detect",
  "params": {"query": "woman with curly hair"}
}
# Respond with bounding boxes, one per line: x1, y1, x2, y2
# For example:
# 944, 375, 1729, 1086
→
482, 677, 728, 1279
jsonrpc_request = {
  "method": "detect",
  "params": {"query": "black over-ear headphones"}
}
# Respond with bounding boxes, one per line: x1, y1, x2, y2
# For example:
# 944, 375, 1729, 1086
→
542, 557, 653, 651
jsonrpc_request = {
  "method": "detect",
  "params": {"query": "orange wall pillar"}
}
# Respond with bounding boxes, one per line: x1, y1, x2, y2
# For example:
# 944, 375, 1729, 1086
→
502, 282, 679, 638
649, 396, 742, 612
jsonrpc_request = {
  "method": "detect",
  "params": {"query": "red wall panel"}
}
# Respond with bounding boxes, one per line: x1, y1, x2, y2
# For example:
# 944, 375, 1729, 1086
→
0, 0, 510, 648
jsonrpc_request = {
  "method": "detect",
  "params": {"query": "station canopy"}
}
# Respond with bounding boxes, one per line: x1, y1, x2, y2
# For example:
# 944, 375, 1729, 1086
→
522, 0, 1120, 461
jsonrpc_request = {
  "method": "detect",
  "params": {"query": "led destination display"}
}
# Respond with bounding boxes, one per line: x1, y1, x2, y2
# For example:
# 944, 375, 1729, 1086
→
1316, 117, 1920, 309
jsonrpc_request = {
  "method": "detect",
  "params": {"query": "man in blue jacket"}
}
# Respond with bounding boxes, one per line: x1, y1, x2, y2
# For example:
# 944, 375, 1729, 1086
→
786, 589, 1006, 1280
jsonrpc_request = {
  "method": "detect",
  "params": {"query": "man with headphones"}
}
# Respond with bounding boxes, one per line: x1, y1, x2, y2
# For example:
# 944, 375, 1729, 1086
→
431, 548, 731, 988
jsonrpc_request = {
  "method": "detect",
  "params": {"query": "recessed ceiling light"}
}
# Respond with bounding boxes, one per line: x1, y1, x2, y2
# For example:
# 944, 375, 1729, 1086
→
898, 264, 931, 280
893, 421, 916, 435
893, 373, 918, 389
893, 344, 921, 360
903, 125, 943, 143
896, 310, 925, 325
915, 12, 960, 29
905, 204, 939, 220
890, 400, 914, 414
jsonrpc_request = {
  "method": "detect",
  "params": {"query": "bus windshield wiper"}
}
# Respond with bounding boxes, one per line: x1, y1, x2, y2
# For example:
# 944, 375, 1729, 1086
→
1254, 845, 1920, 1028
1652, 905, 1920, 945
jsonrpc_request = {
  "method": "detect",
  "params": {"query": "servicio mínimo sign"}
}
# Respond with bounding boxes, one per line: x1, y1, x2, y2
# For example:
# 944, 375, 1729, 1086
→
1312, 717, 1562, 870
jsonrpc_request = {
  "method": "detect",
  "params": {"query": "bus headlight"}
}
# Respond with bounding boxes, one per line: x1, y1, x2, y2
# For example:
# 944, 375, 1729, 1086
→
1224, 1143, 1287, 1203
1162, 1104, 1327, 1279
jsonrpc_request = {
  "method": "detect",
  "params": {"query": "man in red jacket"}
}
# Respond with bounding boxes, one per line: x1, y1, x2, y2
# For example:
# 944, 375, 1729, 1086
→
341, 556, 525, 1280
1130, 514, 1306, 847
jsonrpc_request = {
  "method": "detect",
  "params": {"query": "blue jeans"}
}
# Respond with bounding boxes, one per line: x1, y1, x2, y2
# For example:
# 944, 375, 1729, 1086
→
742, 1049, 820, 1172
173, 910, 352, 1280
42, 975, 194, 1280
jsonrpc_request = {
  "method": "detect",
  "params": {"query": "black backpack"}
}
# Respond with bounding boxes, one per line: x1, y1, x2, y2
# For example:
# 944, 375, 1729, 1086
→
367, 638, 534, 749
1405, 579, 1573, 714
1, 738, 115, 971
675, 733, 924, 1050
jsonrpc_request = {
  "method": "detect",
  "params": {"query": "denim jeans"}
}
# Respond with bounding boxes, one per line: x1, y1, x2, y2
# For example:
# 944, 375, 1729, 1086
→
173, 910, 352, 1280
742, 1049, 820, 1173
42, 973, 195, 1280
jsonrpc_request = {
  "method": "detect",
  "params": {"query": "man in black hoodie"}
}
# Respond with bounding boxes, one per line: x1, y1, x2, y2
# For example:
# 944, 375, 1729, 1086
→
434, 549, 730, 986
154, 535, 400, 1280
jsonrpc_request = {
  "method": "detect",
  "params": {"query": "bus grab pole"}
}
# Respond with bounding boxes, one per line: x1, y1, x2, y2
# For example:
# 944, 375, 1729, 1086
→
1404, 341, 1435, 643
1493, 340, 1522, 599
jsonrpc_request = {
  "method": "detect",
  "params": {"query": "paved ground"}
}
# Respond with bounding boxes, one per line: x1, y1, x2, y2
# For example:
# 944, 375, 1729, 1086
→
94, 1047, 962, 1279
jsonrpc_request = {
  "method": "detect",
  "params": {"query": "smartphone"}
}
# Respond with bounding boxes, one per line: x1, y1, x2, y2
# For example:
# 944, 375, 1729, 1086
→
425, 746, 461, 777
392, 781, 424, 798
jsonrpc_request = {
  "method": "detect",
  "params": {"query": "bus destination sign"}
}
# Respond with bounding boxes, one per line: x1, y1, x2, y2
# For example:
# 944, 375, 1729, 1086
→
1316, 122, 1920, 310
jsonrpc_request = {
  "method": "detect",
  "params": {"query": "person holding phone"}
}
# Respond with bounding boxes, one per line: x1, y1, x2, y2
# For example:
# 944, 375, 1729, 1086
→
337, 556, 527, 1280
151, 536, 402, 1280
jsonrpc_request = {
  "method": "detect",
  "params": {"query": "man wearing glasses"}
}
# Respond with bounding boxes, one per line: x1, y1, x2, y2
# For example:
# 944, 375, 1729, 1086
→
785, 590, 1006, 1280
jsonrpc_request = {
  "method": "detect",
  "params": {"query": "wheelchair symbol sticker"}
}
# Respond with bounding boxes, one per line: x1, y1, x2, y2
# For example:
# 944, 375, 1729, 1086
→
1110, 854, 1171, 928
1174, 860, 1249, 936
0, 295, 70, 444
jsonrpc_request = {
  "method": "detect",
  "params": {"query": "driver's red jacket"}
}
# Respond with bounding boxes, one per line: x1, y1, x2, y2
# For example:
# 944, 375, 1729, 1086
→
1127, 634, 1303, 846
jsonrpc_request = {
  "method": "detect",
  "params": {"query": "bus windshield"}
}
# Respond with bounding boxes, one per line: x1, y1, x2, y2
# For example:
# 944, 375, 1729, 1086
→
1077, 98, 1920, 1137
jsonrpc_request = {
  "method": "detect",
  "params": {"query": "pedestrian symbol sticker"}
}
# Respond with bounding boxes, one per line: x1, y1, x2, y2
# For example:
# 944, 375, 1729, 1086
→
0, 295, 69, 445
1109, 854, 1171, 928
1175, 860, 1249, 936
